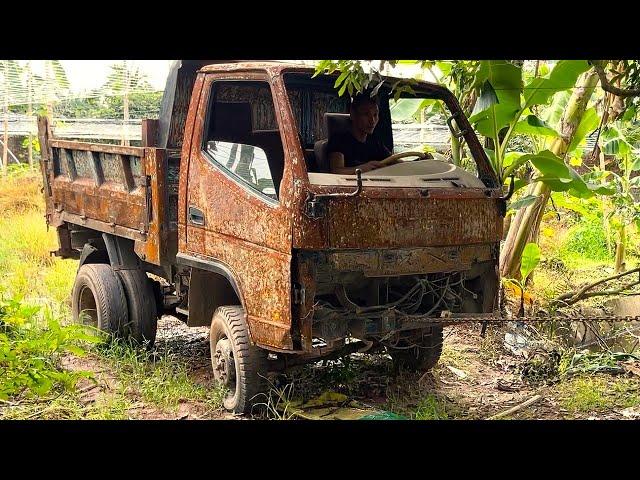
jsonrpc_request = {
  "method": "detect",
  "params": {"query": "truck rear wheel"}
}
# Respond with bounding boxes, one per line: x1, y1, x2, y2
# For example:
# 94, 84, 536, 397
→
117, 269, 158, 348
72, 264, 128, 337
388, 326, 444, 372
209, 306, 270, 414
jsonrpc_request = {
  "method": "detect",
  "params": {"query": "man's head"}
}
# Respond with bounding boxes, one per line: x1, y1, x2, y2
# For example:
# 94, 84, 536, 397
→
350, 92, 379, 136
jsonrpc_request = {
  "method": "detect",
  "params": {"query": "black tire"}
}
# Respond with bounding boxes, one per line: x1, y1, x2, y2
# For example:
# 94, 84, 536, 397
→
72, 263, 129, 336
209, 306, 270, 414
117, 269, 158, 347
388, 326, 444, 372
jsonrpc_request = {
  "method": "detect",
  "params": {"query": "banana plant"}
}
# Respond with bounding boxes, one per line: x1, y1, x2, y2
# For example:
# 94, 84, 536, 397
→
502, 242, 541, 316
597, 124, 640, 271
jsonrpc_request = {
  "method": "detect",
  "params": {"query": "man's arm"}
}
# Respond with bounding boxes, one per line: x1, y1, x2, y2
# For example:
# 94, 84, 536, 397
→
329, 152, 383, 174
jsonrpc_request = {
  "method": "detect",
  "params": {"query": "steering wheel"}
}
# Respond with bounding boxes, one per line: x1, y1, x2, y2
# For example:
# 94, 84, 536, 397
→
379, 151, 432, 166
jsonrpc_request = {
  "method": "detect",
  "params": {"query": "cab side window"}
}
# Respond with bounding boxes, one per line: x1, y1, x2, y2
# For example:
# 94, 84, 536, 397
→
202, 81, 285, 201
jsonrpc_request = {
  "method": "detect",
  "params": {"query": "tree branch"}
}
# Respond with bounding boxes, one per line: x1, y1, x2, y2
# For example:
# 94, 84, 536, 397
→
591, 61, 640, 98
554, 267, 640, 302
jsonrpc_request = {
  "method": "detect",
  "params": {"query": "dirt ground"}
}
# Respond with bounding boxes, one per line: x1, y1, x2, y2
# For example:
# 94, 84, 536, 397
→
62, 316, 640, 420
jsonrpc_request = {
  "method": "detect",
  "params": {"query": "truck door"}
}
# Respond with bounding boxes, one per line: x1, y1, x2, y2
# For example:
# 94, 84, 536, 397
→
180, 73, 295, 350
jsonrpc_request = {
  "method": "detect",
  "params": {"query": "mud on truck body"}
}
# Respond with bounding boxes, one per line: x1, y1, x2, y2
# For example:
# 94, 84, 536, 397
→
38, 61, 504, 413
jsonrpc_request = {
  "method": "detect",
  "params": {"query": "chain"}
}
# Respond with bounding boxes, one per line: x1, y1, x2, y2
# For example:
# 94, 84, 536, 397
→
400, 313, 640, 325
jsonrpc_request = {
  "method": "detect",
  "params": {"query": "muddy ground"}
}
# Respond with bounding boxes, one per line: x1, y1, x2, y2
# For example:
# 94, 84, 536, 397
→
62, 315, 640, 420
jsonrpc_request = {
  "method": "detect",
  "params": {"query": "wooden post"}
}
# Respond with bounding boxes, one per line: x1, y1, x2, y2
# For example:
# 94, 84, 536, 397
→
37, 115, 53, 213
2, 61, 8, 175
122, 60, 130, 146
141, 119, 159, 147
27, 61, 33, 167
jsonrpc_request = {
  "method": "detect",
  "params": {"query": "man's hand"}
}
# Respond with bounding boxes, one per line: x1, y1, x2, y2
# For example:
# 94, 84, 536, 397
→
360, 160, 385, 172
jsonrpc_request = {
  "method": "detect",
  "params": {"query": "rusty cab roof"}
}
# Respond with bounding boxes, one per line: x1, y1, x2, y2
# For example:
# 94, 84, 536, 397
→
197, 61, 453, 98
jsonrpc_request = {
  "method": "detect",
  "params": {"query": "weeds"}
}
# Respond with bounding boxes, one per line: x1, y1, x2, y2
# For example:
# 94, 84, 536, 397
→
413, 394, 449, 420
0, 295, 101, 407
96, 339, 226, 413
556, 375, 640, 414
0, 170, 75, 311
560, 350, 640, 376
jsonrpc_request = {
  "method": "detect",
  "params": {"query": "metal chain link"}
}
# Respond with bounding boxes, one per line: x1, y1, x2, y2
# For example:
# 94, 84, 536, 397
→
401, 313, 640, 325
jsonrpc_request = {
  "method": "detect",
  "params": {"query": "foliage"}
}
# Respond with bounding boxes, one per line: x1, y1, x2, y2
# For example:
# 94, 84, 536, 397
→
55, 91, 163, 119
560, 219, 610, 262
557, 375, 640, 414
520, 243, 541, 283
0, 296, 100, 401
96, 339, 226, 411
0, 168, 76, 307
413, 394, 449, 420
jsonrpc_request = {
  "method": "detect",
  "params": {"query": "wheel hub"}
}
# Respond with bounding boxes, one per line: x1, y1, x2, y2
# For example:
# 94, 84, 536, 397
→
213, 338, 235, 386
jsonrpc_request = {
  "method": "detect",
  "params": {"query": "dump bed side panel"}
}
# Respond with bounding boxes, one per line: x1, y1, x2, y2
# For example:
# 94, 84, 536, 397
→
39, 118, 169, 267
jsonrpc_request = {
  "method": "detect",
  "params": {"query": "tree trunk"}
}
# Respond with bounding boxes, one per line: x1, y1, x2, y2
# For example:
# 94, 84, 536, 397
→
500, 69, 600, 279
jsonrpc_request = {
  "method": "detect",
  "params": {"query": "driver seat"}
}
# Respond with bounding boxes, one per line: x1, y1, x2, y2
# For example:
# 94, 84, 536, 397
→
313, 113, 351, 173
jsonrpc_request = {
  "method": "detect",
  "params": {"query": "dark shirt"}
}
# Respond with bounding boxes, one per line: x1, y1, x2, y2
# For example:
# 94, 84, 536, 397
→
326, 132, 391, 168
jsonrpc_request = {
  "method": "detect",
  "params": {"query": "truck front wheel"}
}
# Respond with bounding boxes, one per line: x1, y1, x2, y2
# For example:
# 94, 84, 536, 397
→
72, 264, 128, 337
209, 306, 270, 414
388, 326, 444, 372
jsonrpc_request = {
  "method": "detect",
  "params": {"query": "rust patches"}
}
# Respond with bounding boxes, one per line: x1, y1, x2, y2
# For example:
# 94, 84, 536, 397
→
49, 139, 143, 157
133, 148, 168, 266
321, 244, 493, 277
181, 72, 294, 350
293, 193, 503, 250
294, 255, 317, 352
44, 136, 171, 267
325, 197, 502, 249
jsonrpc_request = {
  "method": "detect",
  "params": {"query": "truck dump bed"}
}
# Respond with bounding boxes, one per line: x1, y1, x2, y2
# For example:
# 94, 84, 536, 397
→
38, 117, 176, 269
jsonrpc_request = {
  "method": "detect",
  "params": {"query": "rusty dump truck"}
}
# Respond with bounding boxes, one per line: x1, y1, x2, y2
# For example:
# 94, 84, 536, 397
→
39, 61, 504, 413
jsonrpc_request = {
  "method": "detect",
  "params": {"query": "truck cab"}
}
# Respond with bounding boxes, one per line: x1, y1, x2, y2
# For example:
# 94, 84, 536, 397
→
40, 61, 504, 413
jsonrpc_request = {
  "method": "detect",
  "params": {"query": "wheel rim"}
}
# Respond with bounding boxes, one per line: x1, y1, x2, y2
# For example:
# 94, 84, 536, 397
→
213, 336, 236, 392
78, 285, 99, 328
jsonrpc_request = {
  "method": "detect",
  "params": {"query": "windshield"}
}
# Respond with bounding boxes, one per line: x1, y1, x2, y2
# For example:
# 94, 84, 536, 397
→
283, 72, 484, 189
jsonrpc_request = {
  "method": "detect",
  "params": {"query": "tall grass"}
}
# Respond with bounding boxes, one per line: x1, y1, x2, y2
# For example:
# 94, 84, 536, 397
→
0, 168, 76, 316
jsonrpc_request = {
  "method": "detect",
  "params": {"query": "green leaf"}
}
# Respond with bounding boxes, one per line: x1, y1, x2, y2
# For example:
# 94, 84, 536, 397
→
63, 345, 86, 356
520, 243, 541, 283
509, 194, 539, 210
544, 90, 571, 128
586, 182, 616, 196
603, 139, 620, 155
513, 115, 559, 138
511, 178, 529, 194
469, 104, 520, 139
390, 98, 431, 121
551, 192, 592, 218
470, 61, 522, 137
622, 105, 636, 122
601, 125, 632, 157
334, 70, 349, 89
631, 158, 640, 172
471, 80, 499, 116
522, 60, 590, 110
436, 61, 453, 77
567, 107, 599, 153
338, 81, 348, 97
503, 151, 526, 169
474, 61, 522, 109
523, 150, 572, 179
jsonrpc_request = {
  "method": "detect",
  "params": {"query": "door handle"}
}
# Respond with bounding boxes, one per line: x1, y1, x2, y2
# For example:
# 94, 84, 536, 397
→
188, 206, 205, 225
